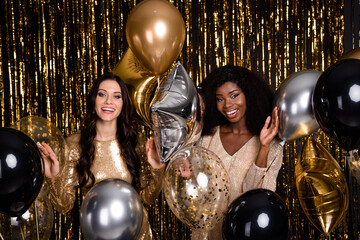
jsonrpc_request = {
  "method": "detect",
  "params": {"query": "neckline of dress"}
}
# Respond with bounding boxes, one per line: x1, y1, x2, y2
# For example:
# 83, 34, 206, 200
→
216, 126, 256, 157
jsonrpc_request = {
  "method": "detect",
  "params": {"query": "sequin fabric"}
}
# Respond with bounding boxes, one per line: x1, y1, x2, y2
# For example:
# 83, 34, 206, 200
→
47, 132, 165, 240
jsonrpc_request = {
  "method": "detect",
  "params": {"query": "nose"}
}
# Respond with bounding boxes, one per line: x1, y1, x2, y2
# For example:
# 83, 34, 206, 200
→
224, 98, 233, 107
105, 95, 112, 104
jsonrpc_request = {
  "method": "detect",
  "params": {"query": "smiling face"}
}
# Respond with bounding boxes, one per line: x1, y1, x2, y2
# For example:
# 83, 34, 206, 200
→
95, 80, 123, 122
216, 81, 247, 125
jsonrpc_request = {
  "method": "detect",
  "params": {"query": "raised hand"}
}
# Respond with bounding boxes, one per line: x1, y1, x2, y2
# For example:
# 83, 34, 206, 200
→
174, 158, 192, 178
259, 107, 279, 148
146, 137, 165, 169
37, 142, 60, 178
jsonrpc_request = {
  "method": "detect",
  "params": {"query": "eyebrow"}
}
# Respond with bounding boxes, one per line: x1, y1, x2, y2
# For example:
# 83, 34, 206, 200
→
216, 89, 239, 96
98, 89, 121, 94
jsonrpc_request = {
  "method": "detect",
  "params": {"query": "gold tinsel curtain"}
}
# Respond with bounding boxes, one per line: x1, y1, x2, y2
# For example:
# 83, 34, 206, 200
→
1, 0, 359, 239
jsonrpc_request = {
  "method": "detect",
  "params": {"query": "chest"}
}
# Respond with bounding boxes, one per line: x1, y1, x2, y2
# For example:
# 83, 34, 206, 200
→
91, 141, 132, 184
220, 132, 253, 156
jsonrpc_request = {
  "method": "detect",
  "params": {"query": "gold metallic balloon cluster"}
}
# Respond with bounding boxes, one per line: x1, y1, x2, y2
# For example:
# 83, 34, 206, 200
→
113, 0, 186, 129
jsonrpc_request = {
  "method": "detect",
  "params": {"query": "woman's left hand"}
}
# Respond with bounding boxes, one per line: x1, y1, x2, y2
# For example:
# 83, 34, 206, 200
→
259, 107, 279, 148
146, 137, 165, 169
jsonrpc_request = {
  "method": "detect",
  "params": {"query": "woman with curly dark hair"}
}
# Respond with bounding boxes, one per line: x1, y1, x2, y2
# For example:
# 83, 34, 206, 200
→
192, 65, 284, 240
38, 72, 164, 240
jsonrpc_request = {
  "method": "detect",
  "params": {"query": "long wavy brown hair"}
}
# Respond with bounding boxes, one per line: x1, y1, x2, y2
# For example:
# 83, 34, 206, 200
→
76, 72, 141, 192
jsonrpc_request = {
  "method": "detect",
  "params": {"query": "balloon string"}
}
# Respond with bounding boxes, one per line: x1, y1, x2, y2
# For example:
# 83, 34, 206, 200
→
35, 201, 40, 240
19, 219, 25, 240
257, 141, 285, 187
345, 151, 356, 239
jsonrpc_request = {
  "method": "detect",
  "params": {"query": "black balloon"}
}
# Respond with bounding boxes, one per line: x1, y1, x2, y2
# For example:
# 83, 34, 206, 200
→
0, 127, 44, 217
223, 189, 290, 240
313, 59, 360, 150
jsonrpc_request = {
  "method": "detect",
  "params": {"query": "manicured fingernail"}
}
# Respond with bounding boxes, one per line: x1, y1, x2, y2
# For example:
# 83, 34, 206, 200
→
37, 142, 41, 146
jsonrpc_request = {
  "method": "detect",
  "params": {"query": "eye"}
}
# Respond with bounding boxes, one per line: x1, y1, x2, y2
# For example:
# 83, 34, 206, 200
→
231, 93, 239, 99
114, 95, 122, 99
98, 92, 106, 97
216, 98, 223, 102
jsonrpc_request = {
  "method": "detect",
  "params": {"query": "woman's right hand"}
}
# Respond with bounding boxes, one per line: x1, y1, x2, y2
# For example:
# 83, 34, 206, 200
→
174, 159, 192, 178
259, 107, 279, 148
37, 142, 60, 178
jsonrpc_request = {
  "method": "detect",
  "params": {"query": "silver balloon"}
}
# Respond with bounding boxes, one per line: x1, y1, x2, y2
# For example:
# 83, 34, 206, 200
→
183, 92, 204, 148
80, 179, 143, 240
151, 62, 199, 163
273, 70, 321, 141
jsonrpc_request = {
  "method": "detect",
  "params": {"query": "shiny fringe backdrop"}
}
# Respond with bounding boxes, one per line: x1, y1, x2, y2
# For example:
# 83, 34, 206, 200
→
0, 0, 360, 239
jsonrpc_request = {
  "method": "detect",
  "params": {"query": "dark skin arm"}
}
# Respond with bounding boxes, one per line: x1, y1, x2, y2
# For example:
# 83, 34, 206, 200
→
255, 107, 279, 168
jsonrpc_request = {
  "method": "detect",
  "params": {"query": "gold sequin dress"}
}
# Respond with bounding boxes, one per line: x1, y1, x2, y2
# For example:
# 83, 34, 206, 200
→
192, 126, 283, 240
47, 133, 165, 240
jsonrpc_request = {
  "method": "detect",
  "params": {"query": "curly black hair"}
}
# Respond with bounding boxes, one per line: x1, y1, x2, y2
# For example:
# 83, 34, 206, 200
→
200, 65, 274, 136
76, 72, 141, 192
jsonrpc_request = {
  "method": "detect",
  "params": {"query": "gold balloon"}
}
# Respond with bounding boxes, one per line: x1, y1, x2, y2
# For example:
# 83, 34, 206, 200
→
126, 0, 186, 75
295, 138, 349, 235
112, 49, 161, 128
338, 47, 360, 60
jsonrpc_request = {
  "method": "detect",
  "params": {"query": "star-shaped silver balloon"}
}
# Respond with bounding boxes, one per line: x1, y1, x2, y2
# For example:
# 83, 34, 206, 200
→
151, 62, 199, 163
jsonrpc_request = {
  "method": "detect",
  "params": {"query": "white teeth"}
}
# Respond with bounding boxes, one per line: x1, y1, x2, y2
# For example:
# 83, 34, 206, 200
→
226, 110, 237, 115
102, 107, 115, 112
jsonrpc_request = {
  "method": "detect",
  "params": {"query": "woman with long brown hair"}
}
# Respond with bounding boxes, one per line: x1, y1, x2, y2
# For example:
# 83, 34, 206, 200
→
38, 72, 164, 239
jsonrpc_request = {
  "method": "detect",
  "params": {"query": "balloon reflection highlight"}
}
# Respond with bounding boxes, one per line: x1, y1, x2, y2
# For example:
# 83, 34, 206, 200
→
295, 138, 348, 235
349, 84, 360, 102
257, 213, 270, 228
163, 146, 230, 230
